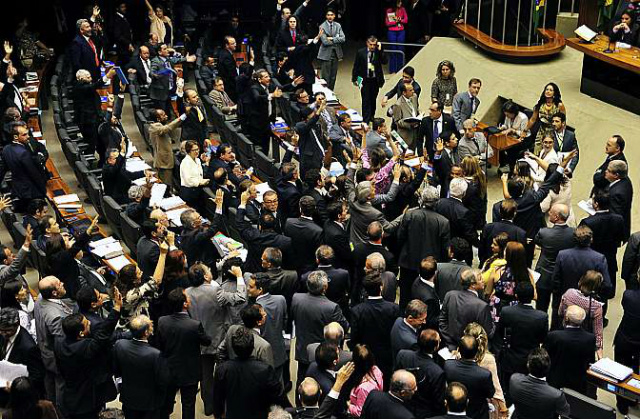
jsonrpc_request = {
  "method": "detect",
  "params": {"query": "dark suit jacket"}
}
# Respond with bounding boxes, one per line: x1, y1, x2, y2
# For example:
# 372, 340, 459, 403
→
136, 237, 160, 278
509, 373, 570, 419
275, 178, 303, 220
435, 260, 468, 298
308, 188, 328, 226
544, 327, 595, 393
217, 48, 238, 100
351, 47, 386, 88
126, 55, 152, 86
444, 359, 495, 419
418, 114, 456, 159
295, 115, 326, 172
284, 217, 323, 273
534, 224, 575, 291
69, 34, 101, 81
433, 149, 461, 197
395, 349, 446, 418
0, 142, 47, 200
479, 220, 527, 264
113, 338, 169, 411
236, 207, 293, 273
323, 220, 352, 270
553, 246, 613, 298
276, 28, 305, 53
615, 289, 640, 347
304, 362, 335, 401
495, 304, 548, 374
3, 327, 45, 387
179, 214, 222, 269
435, 197, 479, 247
592, 153, 626, 191
608, 177, 633, 240
156, 312, 212, 386
213, 358, 283, 419
350, 298, 401, 376
411, 278, 440, 330
109, 13, 132, 54
553, 129, 579, 172
102, 155, 131, 204
397, 207, 451, 270
247, 81, 278, 131
391, 317, 418, 364
580, 211, 626, 273
439, 290, 494, 348
360, 390, 416, 419
72, 79, 103, 126
302, 266, 350, 313
181, 105, 209, 146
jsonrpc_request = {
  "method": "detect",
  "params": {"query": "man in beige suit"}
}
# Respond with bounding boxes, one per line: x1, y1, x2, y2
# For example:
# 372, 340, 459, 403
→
391, 83, 420, 151
149, 108, 185, 187
208, 77, 237, 119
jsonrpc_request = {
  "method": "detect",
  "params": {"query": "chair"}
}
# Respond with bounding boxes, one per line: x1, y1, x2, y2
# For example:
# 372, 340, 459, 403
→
562, 388, 615, 419
87, 176, 105, 219
236, 133, 255, 168
1, 209, 19, 246
101, 195, 124, 239
11, 222, 39, 271
63, 142, 81, 168
254, 150, 278, 182
120, 212, 142, 257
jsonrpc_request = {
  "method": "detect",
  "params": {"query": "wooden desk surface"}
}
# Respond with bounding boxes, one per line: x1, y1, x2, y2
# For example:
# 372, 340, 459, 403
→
587, 368, 640, 401
567, 36, 640, 75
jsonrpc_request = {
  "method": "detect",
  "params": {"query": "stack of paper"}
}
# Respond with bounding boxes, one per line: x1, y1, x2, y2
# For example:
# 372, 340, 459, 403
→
590, 358, 633, 381
254, 182, 274, 204
132, 176, 158, 186
53, 194, 80, 205
149, 184, 168, 208
160, 196, 185, 211
106, 255, 131, 273
578, 199, 596, 215
91, 241, 124, 258
166, 207, 190, 227
89, 237, 118, 248
0, 361, 28, 387
125, 158, 151, 173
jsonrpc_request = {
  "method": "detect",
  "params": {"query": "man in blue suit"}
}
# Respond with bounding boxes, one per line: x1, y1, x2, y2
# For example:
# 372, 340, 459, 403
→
69, 17, 102, 82
551, 112, 579, 174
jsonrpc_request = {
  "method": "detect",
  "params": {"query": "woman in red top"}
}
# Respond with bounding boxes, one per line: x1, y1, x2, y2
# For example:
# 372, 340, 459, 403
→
385, 0, 409, 73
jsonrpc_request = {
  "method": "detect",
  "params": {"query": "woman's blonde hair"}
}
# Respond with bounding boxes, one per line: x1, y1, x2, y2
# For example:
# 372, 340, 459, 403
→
463, 322, 489, 363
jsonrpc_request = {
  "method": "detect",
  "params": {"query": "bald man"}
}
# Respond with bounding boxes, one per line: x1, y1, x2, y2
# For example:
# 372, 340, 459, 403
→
429, 382, 471, 419
307, 322, 352, 367
360, 370, 417, 419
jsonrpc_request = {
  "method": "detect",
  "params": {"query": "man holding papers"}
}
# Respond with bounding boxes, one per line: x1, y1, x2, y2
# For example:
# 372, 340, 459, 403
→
391, 83, 421, 151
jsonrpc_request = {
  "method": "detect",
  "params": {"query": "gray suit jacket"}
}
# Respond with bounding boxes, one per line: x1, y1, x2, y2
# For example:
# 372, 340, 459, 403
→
34, 297, 77, 373
291, 293, 348, 363
392, 95, 421, 150
534, 225, 575, 290
365, 130, 393, 158
218, 325, 274, 367
0, 247, 29, 287
256, 293, 288, 367
208, 88, 236, 115
452, 92, 480, 132
149, 55, 185, 101
186, 282, 246, 355
439, 290, 494, 348
317, 20, 345, 61
510, 373, 570, 419
435, 260, 468, 299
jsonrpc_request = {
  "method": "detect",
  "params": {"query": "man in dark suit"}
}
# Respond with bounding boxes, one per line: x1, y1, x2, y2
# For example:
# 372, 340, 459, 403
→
218, 36, 239, 101
534, 203, 575, 313
360, 370, 417, 419
262, 247, 298, 314
213, 327, 283, 419
580, 191, 626, 298
551, 112, 579, 174
126, 46, 153, 87
179, 205, 223, 270
53, 290, 121, 419
398, 185, 451, 309
296, 105, 328, 180
209, 144, 247, 188
544, 305, 596, 395
352, 221, 398, 303
274, 162, 304, 221
237, 196, 293, 273
0, 123, 47, 212
592, 135, 626, 192
444, 336, 495, 419
157, 288, 212, 419
350, 273, 401, 387
301, 246, 350, 315
605, 160, 633, 241
181, 88, 209, 148
329, 113, 363, 166
411, 257, 441, 330
102, 145, 134, 205
391, 300, 427, 364
395, 329, 447, 418
495, 282, 548, 404
478, 199, 526, 265
429, 382, 473, 419
435, 178, 479, 251
284, 196, 324, 274
136, 219, 169, 278
113, 315, 169, 419
351, 36, 386, 123
72, 69, 109, 159
109, 2, 134, 65
439, 270, 494, 349
418, 101, 456, 159
622, 231, 640, 290
304, 169, 329, 226
509, 348, 570, 419
432, 132, 462, 197
304, 342, 339, 400
291, 271, 348, 385
247, 69, 282, 152
69, 18, 102, 82
613, 278, 640, 414
323, 201, 352, 271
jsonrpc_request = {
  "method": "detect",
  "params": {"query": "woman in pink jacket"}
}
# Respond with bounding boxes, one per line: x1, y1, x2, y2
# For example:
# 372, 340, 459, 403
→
385, 0, 409, 73
347, 344, 384, 417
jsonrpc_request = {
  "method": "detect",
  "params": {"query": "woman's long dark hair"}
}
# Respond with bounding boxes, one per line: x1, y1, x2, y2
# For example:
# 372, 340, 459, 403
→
482, 232, 509, 272
505, 241, 529, 283
9, 377, 43, 419
535, 82, 562, 110
346, 344, 379, 393
164, 250, 187, 283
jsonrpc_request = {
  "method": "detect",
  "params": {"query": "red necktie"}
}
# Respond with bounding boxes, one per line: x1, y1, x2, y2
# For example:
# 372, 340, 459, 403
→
291, 31, 296, 44
87, 38, 100, 67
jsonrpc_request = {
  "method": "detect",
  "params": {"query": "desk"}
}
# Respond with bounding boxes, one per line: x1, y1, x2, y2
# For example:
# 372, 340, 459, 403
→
567, 36, 640, 115
487, 132, 522, 167
588, 369, 640, 403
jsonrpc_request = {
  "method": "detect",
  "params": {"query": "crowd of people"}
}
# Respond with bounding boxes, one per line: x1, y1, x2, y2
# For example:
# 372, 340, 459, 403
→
0, 1, 638, 419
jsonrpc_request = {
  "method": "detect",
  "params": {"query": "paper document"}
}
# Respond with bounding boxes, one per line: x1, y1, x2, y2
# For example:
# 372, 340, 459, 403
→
58, 203, 83, 209
590, 358, 633, 381
254, 182, 274, 204
90, 237, 118, 248
149, 183, 168, 208
53, 194, 80, 205
106, 255, 131, 273
166, 207, 190, 227
91, 241, 124, 258
125, 158, 151, 173
0, 361, 28, 387
575, 25, 598, 42
438, 347, 455, 360
578, 199, 596, 216
125, 144, 137, 158
519, 157, 539, 173
529, 269, 541, 283
404, 157, 421, 168
329, 161, 345, 177
132, 176, 157, 186
160, 196, 185, 211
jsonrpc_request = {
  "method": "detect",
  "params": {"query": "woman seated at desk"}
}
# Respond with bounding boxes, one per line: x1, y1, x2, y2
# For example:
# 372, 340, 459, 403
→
610, 10, 639, 46
498, 100, 530, 172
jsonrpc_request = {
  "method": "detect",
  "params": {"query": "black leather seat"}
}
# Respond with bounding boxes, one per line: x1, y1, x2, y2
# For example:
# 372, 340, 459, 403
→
101, 195, 124, 239
120, 212, 142, 257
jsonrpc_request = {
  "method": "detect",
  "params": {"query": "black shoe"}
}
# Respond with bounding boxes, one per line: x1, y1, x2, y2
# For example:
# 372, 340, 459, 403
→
603, 318, 609, 328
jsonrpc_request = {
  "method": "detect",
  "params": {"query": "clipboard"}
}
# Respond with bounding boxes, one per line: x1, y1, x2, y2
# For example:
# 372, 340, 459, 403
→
115, 66, 128, 85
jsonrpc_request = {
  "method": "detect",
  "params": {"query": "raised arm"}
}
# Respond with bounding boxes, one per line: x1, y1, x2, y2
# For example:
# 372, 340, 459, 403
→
152, 241, 169, 286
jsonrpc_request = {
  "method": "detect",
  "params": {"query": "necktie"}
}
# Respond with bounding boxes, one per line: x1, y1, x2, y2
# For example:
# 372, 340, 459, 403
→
196, 106, 204, 122
556, 132, 563, 150
265, 85, 272, 116
143, 60, 151, 83
312, 127, 325, 154
329, 22, 333, 35
368, 52, 374, 78
433, 120, 439, 140
291, 30, 296, 44
222, 91, 232, 107
87, 38, 100, 67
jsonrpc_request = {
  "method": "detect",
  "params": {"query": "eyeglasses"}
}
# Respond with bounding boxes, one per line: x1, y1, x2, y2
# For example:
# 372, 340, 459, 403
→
264, 199, 278, 204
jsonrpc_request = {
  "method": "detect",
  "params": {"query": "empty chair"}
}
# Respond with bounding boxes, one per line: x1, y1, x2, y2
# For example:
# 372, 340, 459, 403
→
254, 150, 278, 182
101, 195, 124, 239
236, 133, 256, 168
87, 177, 105, 219
120, 212, 142, 258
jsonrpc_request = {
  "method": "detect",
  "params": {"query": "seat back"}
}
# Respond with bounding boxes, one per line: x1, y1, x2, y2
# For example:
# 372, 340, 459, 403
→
1, 209, 18, 245
87, 176, 104, 219
120, 212, 142, 258
101, 195, 123, 239
236, 133, 255, 168
254, 150, 278, 182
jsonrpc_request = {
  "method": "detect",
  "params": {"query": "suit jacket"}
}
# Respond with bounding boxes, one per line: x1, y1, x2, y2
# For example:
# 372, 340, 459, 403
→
360, 390, 416, 419
351, 47, 385, 88
323, 220, 352, 270
479, 220, 527, 264
435, 260, 468, 298
217, 49, 238, 100
276, 27, 306, 53
439, 290, 494, 348
156, 312, 212, 386
150, 117, 181, 170
3, 327, 45, 386
392, 95, 421, 149
433, 149, 462, 197
181, 105, 209, 146
418, 114, 456, 159
180, 216, 223, 269
186, 282, 246, 355
265, 268, 298, 314
622, 232, 640, 285
126, 55, 152, 86
544, 327, 595, 393
256, 293, 288, 367
248, 81, 278, 132
592, 152, 626, 191
295, 115, 326, 170
615, 289, 640, 347
452, 92, 480, 132
149, 56, 183, 101
553, 246, 612, 297
391, 317, 418, 363
236, 207, 293, 273
411, 278, 440, 330
304, 362, 336, 400
395, 349, 446, 418
72, 79, 102, 126
398, 207, 451, 270
69, 34, 101, 81
534, 224, 575, 290
102, 154, 132, 204
317, 20, 345, 60
209, 88, 236, 115
218, 325, 274, 366
509, 373, 570, 419
136, 237, 160, 278
34, 297, 76, 374
284, 217, 323, 273
608, 177, 633, 240
0, 142, 47, 200
444, 359, 495, 419
275, 178, 303, 220
495, 305, 548, 374
435, 197, 479, 247
291, 292, 348, 362
113, 338, 169, 411
110, 13, 132, 54
580, 211, 626, 274
307, 188, 329, 226
553, 129, 579, 172
365, 131, 392, 159
302, 266, 350, 313
200, 65, 216, 92
213, 358, 283, 419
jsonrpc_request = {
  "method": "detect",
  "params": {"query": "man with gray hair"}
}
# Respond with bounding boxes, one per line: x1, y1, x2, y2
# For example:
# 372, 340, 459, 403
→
302, 245, 350, 315
458, 118, 489, 167
435, 177, 479, 261
605, 159, 633, 240
439, 269, 494, 349
69, 11, 102, 81
291, 270, 348, 387
534, 203, 575, 314
360, 369, 417, 419
179, 191, 224, 269
398, 185, 451, 309
125, 184, 151, 224
366, 252, 397, 302
307, 321, 352, 367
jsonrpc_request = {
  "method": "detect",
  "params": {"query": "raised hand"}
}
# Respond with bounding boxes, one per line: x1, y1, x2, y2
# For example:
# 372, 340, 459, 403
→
240, 190, 250, 206
92, 6, 101, 18
0, 195, 11, 212
3, 41, 12, 57
393, 164, 402, 181
215, 188, 224, 207
560, 149, 578, 167
112, 286, 123, 311
435, 138, 444, 153
159, 240, 169, 254
501, 173, 509, 183
87, 215, 100, 234
166, 231, 175, 247
230, 265, 243, 278
24, 224, 33, 248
